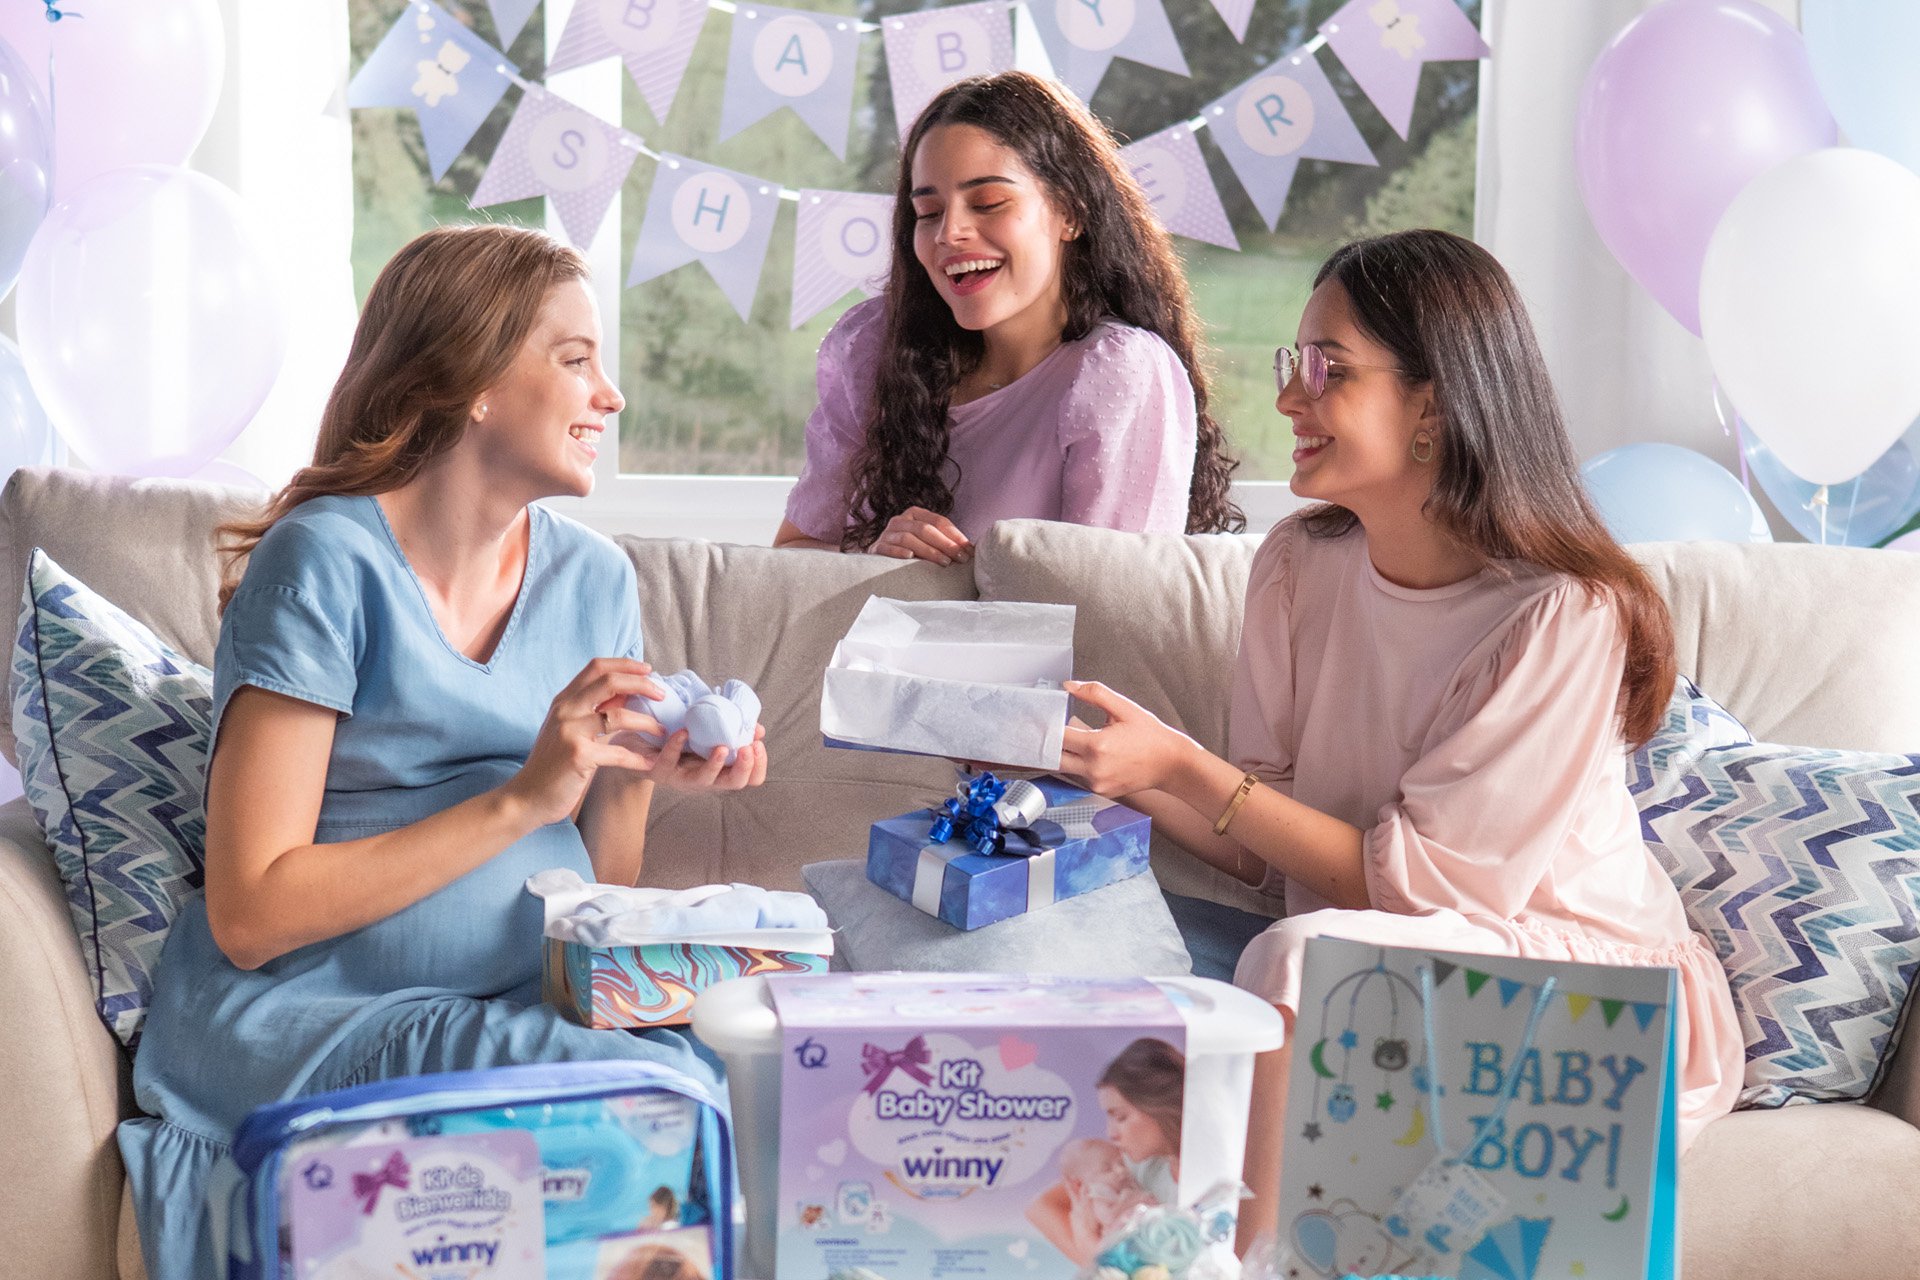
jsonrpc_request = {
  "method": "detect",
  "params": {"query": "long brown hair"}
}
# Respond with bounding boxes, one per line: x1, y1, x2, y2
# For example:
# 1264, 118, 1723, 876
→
215, 224, 589, 611
843, 72, 1242, 550
1098, 1037, 1185, 1155
1301, 230, 1675, 747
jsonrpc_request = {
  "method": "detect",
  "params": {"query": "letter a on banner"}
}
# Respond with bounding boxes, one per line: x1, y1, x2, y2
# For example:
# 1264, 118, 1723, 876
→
347, 0, 515, 182
1321, 0, 1490, 139
792, 190, 895, 328
720, 4, 862, 159
548, 0, 714, 123
1203, 48, 1377, 230
473, 88, 639, 248
1023, 0, 1190, 102
629, 155, 784, 321
882, 1, 1016, 140
1120, 124, 1238, 250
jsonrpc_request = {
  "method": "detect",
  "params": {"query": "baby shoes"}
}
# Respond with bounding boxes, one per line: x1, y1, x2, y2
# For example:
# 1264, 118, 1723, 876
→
627, 670, 762, 764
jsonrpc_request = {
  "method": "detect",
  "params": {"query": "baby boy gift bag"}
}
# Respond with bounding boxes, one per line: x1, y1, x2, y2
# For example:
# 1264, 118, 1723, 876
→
770, 974, 1190, 1280
1278, 938, 1679, 1280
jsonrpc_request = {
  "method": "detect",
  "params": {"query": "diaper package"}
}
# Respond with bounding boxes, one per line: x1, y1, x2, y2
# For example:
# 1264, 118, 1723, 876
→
531, 870, 834, 1029
222, 1060, 733, 1280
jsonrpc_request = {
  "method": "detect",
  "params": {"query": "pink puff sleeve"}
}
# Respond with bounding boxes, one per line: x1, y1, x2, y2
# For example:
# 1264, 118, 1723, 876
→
784, 297, 886, 542
1056, 324, 1198, 532
1363, 582, 1632, 920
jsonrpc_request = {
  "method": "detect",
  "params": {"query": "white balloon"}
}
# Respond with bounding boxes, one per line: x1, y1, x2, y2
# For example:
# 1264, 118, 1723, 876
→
15, 166, 287, 478
1701, 148, 1920, 487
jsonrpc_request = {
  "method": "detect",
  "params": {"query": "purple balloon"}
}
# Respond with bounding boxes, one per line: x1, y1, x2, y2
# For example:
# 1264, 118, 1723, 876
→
1575, 0, 1835, 336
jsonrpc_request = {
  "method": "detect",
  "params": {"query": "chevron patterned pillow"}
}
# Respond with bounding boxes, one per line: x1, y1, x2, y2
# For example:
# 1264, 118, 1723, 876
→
1631, 677, 1920, 1107
10, 549, 210, 1050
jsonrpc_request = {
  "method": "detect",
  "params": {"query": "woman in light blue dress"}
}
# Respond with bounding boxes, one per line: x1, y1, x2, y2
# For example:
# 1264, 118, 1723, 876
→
117, 225, 768, 1279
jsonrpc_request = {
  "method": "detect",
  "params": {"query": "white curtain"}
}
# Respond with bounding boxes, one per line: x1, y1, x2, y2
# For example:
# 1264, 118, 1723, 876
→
1475, 0, 1798, 532
194, 0, 356, 489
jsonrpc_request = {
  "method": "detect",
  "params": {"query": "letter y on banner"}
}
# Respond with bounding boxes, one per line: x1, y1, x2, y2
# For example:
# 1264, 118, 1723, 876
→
347, 0, 515, 182
882, 1, 1016, 141
1024, 0, 1190, 103
720, 4, 863, 159
792, 191, 894, 328
473, 88, 639, 248
629, 156, 784, 321
549, 0, 714, 124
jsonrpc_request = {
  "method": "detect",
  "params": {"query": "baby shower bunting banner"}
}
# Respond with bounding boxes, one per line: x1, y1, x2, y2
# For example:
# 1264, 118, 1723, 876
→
791, 190, 894, 328
348, 0, 515, 181
1203, 47, 1378, 229
488, 0, 542, 45
472, 85, 639, 246
1320, 0, 1492, 139
880, 0, 1017, 140
549, 0, 714, 122
1023, 0, 1190, 103
629, 155, 785, 320
720, 3, 863, 159
353, 0, 1487, 324
1121, 122, 1239, 250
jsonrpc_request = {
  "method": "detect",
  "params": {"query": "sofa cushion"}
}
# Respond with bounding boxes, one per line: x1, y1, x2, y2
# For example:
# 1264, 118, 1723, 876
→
10, 550, 210, 1049
618, 538, 976, 891
1631, 540, 1920, 752
972, 519, 1271, 916
1631, 677, 1920, 1107
801, 858, 1193, 977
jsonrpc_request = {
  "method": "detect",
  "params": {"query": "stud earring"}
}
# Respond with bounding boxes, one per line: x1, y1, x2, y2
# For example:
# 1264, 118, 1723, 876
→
1410, 430, 1435, 464
475, 402, 489, 420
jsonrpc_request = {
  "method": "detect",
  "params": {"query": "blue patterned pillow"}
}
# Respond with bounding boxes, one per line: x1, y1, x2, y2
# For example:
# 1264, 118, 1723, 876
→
10, 549, 210, 1049
1630, 677, 1920, 1107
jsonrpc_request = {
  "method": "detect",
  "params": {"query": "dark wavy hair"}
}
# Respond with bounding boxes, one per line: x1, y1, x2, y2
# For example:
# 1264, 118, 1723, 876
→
842, 72, 1242, 549
1300, 230, 1676, 748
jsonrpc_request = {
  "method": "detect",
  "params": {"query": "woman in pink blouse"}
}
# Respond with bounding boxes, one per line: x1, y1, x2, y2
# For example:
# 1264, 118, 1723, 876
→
1057, 229, 1743, 1246
774, 72, 1242, 560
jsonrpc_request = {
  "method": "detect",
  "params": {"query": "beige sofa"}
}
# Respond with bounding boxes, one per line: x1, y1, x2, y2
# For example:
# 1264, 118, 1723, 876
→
3, 466, 1919, 1279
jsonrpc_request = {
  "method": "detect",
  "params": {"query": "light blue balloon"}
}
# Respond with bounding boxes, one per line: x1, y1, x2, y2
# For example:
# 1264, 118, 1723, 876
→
1742, 415, 1920, 546
1804, 0, 1920, 175
1581, 443, 1773, 545
0, 333, 62, 481
0, 36, 50, 300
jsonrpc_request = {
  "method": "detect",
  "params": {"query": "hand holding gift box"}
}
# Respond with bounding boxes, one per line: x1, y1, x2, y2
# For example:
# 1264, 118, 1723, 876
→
821, 597, 1075, 771
867, 773, 1152, 930
529, 870, 834, 1028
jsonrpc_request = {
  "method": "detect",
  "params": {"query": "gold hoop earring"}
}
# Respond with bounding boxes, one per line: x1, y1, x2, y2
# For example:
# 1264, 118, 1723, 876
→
1411, 430, 1435, 464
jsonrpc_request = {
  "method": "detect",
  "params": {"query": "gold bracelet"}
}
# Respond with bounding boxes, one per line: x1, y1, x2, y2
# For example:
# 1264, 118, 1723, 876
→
1213, 770, 1261, 837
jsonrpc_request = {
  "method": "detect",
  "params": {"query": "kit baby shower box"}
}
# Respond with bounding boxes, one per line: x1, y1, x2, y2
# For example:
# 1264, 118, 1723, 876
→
220, 1060, 734, 1280
867, 773, 1152, 930
690, 971, 1284, 1280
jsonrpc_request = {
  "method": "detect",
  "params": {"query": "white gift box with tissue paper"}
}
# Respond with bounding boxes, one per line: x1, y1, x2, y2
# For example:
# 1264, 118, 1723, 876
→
528, 871, 834, 1030
819, 597, 1076, 770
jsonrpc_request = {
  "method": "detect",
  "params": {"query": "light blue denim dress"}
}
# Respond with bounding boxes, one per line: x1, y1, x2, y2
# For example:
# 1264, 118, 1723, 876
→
117, 495, 715, 1279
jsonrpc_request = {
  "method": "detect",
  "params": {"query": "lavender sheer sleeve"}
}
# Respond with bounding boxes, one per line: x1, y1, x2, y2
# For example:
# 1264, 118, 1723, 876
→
1056, 324, 1198, 533
784, 298, 885, 542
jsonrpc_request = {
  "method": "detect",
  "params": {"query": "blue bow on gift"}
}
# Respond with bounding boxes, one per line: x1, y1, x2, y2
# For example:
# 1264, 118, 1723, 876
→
926, 773, 1047, 857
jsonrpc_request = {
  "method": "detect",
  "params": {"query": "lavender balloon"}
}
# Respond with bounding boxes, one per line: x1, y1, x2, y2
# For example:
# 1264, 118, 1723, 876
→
0, 37, 50, 301
0, 0, 225, 202
15, 166, 286, 478
1575, 0, 1835, 336
0, 333, 62, 481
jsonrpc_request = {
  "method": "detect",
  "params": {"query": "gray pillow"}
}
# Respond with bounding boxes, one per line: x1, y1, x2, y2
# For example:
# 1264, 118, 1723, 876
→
802, 860, 1193, 977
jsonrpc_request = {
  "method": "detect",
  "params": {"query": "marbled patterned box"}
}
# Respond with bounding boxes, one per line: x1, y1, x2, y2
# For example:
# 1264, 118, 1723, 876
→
543, 939, 830, 1029
866, 776, 1151, 931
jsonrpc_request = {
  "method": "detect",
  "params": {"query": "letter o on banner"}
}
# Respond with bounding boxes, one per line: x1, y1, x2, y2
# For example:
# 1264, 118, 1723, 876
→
821, 209, 885, 280
1234, 75, 1316, 157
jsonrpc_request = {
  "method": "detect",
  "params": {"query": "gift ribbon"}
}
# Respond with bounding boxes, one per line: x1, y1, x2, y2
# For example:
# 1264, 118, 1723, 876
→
352, 1150, 410, 1216
860, 1035, 935, 1094
911, 838, 1060, 916
909, 773, 1118, 918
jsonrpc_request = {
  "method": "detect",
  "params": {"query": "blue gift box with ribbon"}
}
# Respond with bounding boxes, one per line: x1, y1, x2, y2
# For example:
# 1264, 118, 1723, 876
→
865, 774, 1151, 930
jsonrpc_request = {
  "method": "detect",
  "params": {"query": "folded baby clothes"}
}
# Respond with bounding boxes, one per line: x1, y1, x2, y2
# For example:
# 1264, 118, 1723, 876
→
529, 869, 830, 946
626, 670, 762, 763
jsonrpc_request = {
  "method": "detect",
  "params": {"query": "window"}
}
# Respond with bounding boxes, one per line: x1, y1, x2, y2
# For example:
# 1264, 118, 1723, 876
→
349, 0, 1479, 536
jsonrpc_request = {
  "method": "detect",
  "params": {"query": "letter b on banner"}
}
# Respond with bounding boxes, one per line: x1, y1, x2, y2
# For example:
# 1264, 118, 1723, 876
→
672, 172, 753, 253
915, 15, 989, 81
601, 0, 682, 55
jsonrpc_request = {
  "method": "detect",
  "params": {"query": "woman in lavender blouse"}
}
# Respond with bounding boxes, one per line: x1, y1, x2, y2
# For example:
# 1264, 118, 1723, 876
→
774, 72, 1243, 562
